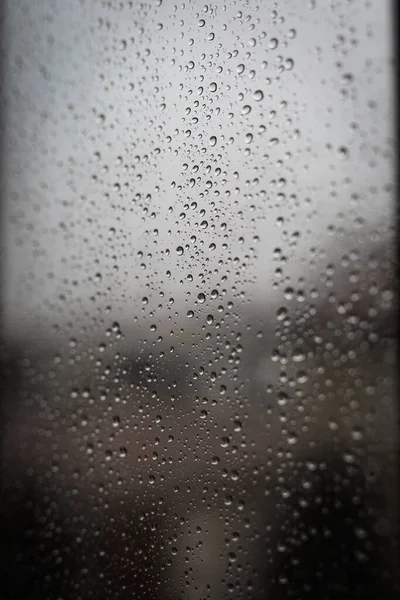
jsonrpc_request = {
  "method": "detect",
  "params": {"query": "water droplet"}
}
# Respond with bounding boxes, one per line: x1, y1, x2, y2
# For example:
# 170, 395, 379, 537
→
351, 426, 364, 441
276, 307, 287, 321
283, 287, 293, 300
277, 391, 289, 407
293, 349, 305, 362
284, 58, 294, 70
253, 89, 264, 101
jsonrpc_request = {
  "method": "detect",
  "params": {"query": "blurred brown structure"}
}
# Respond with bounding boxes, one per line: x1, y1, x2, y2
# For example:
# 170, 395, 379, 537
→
1, 239, 398, 599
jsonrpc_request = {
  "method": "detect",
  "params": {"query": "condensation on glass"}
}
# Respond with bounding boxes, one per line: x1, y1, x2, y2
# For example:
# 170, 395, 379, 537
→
1, 1, 397, 599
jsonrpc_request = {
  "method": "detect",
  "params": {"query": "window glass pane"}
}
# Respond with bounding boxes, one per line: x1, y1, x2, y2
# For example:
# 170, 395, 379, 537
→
1, 1, 397, 599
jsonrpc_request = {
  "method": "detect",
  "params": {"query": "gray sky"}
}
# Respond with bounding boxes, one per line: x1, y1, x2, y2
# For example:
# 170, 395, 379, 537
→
3, 0, 394, 342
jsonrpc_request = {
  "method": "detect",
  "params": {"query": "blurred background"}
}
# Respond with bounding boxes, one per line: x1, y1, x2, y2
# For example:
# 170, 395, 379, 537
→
1, 0, 398, 599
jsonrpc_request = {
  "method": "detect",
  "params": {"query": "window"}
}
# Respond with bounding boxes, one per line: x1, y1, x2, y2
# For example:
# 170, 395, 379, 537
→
1, 1, 397, 599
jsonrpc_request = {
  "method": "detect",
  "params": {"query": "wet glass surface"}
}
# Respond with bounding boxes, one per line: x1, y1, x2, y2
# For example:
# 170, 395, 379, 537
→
1, 1, 398, 599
